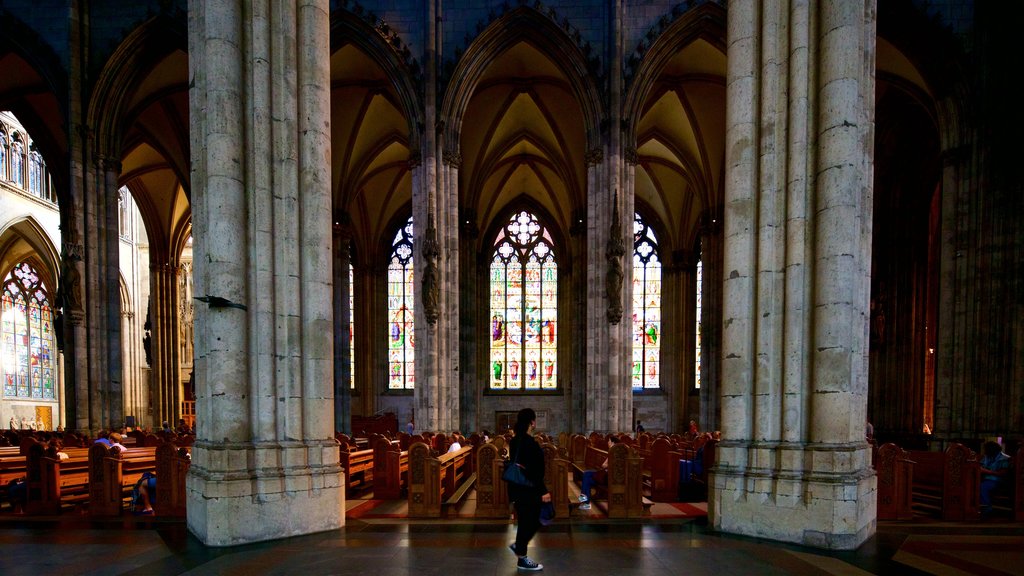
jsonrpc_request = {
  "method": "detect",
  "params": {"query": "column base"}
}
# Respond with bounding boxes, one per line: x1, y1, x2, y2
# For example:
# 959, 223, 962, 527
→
186, 442, 345, 547
709, 442, 877, 550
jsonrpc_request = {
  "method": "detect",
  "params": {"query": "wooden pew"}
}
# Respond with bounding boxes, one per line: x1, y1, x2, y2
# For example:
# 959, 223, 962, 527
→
25, 442, 90, 515
648, 437, 682, 502
89, 445, 157, 516
153, 443, 190, 517
372, 436, 407, 499
543, 443, 574, 519
1016, 446, 1024, 521
606, 442, 649, 518
407, 443, 475, 518
339, 443, 374, 495
875, 442, 914, 520
907, 443, 979, 521
474, 442, 510, 518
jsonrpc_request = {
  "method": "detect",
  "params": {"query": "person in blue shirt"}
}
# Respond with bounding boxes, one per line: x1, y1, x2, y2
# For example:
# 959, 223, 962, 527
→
979, 440, 1011, 517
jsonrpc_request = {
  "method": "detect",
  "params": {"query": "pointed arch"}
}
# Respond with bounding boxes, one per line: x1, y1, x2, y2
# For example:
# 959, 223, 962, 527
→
87, 13, 187, 162
330, 9, 424, 152
441, 6, 603, 150
623, 2, 726, 142
0, 215, 61, 288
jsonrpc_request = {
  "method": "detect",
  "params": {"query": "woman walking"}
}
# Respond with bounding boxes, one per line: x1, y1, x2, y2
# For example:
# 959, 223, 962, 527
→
506, 408, 550, 571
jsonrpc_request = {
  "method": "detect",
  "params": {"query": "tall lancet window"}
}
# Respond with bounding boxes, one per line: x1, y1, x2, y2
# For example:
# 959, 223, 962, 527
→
1, 262, 56, 399
632, 212, 662, 390
349, 262, 355, 390
0, 131, 8, 180
695, 258, 703, 389
11, 139, 24, 188
28, 150, 43, 196
490, 210, 558, 391
387, 217, 414, 390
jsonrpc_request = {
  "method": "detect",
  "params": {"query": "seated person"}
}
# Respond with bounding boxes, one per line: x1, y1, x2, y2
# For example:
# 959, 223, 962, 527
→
45, 440, 69, 461
6, 478, 27, 513
93, 430, 112, 447
579, 436, 618, 510
108, 432, 127, 454
133, 471, 157, 515
979, 440, 1011, 517
446, 433, 463, 454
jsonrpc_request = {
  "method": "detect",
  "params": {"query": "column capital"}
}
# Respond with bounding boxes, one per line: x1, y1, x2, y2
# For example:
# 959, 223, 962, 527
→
442, 150, 462, 168
99, 156, 122, 174
407, 151, 422, 169
623, 147, 639, 165
585, 148, 603, 166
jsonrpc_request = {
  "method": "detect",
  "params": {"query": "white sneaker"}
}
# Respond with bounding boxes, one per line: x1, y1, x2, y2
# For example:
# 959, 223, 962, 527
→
579, 502, 591, 510
578, 494, 589, 503
517, 556, 543, 571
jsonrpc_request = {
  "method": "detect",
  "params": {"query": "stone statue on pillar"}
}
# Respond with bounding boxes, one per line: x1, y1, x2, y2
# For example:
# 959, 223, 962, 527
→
606, 191, 624, 324
422, 213, 440, 325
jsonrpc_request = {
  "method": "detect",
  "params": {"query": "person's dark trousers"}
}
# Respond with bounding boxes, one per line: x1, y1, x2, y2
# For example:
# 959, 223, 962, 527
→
513, 496, 542, 556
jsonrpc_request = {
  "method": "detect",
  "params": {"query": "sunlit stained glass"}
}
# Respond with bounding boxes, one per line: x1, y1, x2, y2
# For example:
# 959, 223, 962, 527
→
695, 258, 703, 389
350, 262, 355, 390
490, 210, 557, 391
2, 262, 55, 399
632, 213, 661, 390
387, 217, 414, 390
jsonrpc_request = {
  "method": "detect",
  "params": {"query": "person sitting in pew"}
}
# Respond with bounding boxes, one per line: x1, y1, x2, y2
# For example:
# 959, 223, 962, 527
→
979, 440, 1011, 518
108, 432, 127, 454
93, 430, 112, 447
579, 436, 618, 510
446, 433, 463, 454
132, 471, 157, 516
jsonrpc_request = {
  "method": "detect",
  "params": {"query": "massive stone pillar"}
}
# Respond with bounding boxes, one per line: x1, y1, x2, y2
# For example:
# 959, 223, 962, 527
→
713, 0, 876, 549
187, 0, 342, 546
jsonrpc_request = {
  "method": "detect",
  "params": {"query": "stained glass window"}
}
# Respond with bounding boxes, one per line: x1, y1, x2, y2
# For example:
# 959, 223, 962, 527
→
28, 150, 43, 195
11, 139, 24, 187
2, 262, 56, 399
632, 213, 661, 390
695, 258, 703, 389
387, 217, 414, 390
490, 210, 557, 391
0, 132, 7, 180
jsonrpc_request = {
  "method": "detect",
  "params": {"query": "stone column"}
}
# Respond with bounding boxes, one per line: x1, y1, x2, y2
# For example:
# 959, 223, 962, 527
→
714, 0, 876, 549
79, 156, 124, 433
584, 147, 609, 431
149, 262, 181, 427
333, 217, 352, 435
187, 0, 342, 546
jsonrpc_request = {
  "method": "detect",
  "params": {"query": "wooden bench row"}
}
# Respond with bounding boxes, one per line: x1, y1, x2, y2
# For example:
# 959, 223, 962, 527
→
875, 442, 1024, 521
407, 443, 476, 518
6, 439, 189, 517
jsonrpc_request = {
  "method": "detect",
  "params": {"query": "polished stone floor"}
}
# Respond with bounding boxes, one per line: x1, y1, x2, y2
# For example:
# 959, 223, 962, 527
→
1, 512, 1023, 576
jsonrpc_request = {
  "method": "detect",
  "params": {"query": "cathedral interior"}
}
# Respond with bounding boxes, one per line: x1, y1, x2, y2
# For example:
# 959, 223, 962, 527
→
0, 0, 1021, 566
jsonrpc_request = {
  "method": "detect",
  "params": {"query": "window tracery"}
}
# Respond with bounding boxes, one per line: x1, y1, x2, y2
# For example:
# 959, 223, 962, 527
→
387, 217, 414, 390
489, 210, 558, 391
632, 212, 661, 390
1, 262, 56, 399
